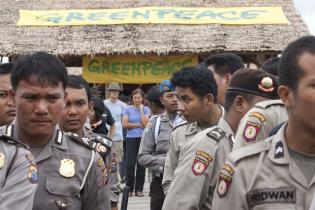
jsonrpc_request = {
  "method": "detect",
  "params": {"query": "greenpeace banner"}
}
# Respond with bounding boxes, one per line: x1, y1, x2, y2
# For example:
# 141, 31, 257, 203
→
82, 55, 198, 84
17, 7, 289, 26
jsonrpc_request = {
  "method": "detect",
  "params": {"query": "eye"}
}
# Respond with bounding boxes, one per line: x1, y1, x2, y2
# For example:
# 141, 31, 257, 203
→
47, 95, 59, 102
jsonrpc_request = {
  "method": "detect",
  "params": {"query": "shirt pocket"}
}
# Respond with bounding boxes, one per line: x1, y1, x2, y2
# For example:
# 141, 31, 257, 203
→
252, 204, 296, 210
155, 133, 170, 155
45, 176, 81, 210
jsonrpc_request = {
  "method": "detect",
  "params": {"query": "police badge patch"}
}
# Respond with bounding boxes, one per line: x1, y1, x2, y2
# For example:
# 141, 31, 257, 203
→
59, 159, 76, 178
243, 121, 262, 142
192, 150, 213, 176
217, 173, 232, 198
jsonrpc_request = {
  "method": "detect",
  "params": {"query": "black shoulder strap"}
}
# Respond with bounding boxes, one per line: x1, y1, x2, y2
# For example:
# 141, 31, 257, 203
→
66, 132, 93, 150
206, 127, 226, 142
0, 134, 29, 149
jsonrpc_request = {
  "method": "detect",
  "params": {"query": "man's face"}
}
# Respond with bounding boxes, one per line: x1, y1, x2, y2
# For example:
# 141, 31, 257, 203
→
208, 65, 227, 106
13, 80, 66, 139
286, 52, 315, 132
161, 91, 178, 113
176, 86, 207, 122
59, 88, 90, 134
0, 74, 16, 126
109, 90, 119, 101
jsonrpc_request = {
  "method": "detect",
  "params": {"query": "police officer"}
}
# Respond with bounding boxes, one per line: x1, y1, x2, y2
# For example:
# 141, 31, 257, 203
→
0, 63, 16, 133
213, 35, 315, 210
138, 80, 179, 210
162, 66, 224, 194
59, 75, 117, 210
233, 99, 288, 150
10, 52, 110, 210
162, 68, 279, 210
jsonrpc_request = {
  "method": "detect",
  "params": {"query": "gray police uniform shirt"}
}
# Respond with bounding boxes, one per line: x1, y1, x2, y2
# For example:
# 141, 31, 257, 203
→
0, 135, 38, 210
138, 112, 175, 175
162, 106, 224, 194
233, 99, 288, 151
10, 126, 111, 210
83, 126, 120, 204
212, 124, 315, 210
162, 117, 233, 210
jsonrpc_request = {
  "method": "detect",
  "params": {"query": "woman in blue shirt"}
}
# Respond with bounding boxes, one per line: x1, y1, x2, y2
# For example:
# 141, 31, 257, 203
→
122, 88, 150, 197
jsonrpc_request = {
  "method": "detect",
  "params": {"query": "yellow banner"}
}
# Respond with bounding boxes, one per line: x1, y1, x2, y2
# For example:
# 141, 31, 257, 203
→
17, 7, 289, 26
82, 56, 198, 84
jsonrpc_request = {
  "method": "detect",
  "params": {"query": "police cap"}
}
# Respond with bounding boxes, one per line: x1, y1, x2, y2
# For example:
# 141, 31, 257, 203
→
227, 68, 278, 99
159, 80, 175, 94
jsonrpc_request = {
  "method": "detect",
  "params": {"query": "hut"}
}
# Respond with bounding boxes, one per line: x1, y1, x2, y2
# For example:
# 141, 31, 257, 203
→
0, 0, 309, 92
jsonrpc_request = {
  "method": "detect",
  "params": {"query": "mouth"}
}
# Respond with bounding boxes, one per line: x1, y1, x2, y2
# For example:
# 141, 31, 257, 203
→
66, 119, 80, 125
7, 110, 16, 116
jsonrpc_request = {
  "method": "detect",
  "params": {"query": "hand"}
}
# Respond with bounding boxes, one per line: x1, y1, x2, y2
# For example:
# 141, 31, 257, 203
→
139, 104, 144, 110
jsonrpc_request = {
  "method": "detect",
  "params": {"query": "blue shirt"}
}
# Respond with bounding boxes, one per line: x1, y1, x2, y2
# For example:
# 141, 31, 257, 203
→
104, 99, 126, 141
123, 105, 150, 138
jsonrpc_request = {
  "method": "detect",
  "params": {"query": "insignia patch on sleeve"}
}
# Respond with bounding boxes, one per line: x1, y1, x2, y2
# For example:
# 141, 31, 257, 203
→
217, 173, 232, 198
97, 157, 108, 184
192, 150, 213, 176
243, 121, 262, 142
249, 112, 266, 122
222, 163, 234, 176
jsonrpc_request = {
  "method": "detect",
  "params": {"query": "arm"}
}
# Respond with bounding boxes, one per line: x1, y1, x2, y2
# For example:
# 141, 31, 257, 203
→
138, 117, 165, 173
105, 106, 116, 139
212, 158, 249, 210
162, 131, 178, 194
162, 136, 217, 210
81, 152, 111, 210
139, 105, 149, 127
0, 149, 38, 210
122, 115, 142, 129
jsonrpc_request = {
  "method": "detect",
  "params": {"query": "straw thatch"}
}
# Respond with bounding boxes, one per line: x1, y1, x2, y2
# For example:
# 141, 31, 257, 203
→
0, 0, 309, 57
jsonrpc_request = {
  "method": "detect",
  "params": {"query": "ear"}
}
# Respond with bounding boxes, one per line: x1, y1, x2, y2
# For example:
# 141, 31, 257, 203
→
204, 93, 215, 105
234, 95, 246, 113
223, 73, 232, 87
278, 85, 292, 107
63, 91, 68, 108
88, 101, 93, 112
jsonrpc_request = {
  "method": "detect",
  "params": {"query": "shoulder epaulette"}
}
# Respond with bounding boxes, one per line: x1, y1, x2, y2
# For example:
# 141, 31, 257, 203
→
92, 133, 112, 148
172, 121, 188, 132
206, 127, 226, 142
229, 139, 271, 164
254, 99, 284, 109
66, 132, 94, 150
0, 135, 29, 149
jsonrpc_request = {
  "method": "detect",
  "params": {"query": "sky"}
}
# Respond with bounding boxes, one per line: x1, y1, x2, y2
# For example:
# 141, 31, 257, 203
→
294, 0, 315, 34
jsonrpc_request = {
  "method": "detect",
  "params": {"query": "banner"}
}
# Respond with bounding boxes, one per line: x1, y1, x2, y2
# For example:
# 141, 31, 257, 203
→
17, 7, 289, 26
82, 55, 198, 84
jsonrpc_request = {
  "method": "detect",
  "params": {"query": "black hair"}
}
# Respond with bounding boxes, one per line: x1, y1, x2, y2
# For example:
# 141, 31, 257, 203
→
91, 96, 105, 121
279, 35, 315, 90
224, 91, 256, 112
171, 65, 218, 101
146, 85, 164, 109
67, 75, 91, 102
205, 53, 244, 76
11, 52, 68, 90
261, 57, 280, 76
0, 63, 13, 75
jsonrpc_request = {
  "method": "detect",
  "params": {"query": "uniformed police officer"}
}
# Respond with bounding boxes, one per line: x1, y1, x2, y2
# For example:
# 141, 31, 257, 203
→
232, 99, 288, 150
162, 66, 224, 195
59, 75, 117, 210
213, 35, 315, 210
0, 63, 16, 133
162, 68, 279, 210
10, 52, 110, 210
138, 80, 179, 210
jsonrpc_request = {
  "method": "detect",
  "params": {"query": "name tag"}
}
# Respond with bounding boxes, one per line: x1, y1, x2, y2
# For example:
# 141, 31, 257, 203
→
246, 188, 296, 208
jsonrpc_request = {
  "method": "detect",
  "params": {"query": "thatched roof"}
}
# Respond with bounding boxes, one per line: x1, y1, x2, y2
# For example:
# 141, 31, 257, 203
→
0, 0, 309, 57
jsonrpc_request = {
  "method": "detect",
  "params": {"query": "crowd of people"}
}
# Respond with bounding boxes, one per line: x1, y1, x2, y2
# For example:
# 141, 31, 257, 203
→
0, 35, 314, 210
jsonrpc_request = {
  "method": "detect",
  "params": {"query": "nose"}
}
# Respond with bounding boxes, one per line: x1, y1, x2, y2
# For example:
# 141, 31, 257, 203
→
177, 101, 185, 112
67, 104, 78, 116
34, 100, 49, 115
